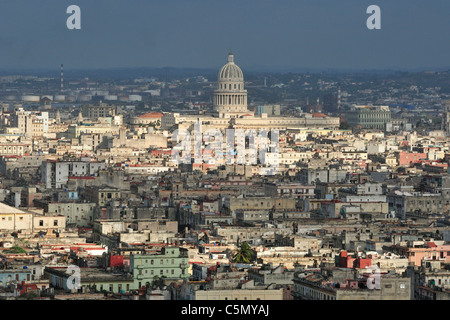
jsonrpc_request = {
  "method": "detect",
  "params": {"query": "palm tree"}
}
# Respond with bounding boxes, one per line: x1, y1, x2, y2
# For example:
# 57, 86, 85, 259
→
233, 242, 255, 264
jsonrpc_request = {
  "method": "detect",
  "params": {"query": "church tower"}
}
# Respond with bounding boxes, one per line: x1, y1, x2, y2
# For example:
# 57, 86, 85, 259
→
214, 52, 248, 117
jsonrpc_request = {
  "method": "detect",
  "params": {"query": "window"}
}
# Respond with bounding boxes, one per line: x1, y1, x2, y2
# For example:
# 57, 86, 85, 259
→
54, 220, 58, 226
39, 220, 43, 226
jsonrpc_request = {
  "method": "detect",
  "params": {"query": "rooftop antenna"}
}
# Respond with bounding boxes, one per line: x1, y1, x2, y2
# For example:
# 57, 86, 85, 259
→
60, 64, 64, 93
337, 84, 341, 111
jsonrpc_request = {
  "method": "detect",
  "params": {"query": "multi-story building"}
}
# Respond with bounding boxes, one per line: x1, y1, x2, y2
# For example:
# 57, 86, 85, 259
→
223, 197, 296, 212
67, 123, 120, 139
41, 159, 106, 189
0, 154, 43, 179
292, 273, 411, 300
264, 183, 315, 200
0, 144, 28, 156
384, 241, 450, 267
0, 203, 33, 232
346, 105, 392, 130
405, 260, 450, 300
388, 191, 444, 220
247, 264, 295, 286
85, 102, 118, 119
129, 247, 190, 286
84, 185, 121, 208
47, 202, 96, 227
12, 109, 49, 138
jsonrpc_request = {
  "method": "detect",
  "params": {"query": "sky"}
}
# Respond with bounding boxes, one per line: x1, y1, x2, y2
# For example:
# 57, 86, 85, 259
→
0, 0, 449, 72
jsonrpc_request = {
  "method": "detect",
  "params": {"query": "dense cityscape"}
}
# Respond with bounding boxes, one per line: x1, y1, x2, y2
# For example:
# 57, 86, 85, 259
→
0, 51, 448, 302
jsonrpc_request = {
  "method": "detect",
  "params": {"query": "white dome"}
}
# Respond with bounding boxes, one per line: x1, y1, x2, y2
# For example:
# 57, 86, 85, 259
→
214, 52, 248, 115
218, 53, 244, 81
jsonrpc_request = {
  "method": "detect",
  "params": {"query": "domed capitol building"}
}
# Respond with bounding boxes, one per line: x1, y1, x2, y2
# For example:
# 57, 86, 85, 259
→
214, 52, 248, 115
161, 53, 340, 132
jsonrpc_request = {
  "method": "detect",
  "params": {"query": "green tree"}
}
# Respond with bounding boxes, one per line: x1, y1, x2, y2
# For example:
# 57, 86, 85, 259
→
5, 246, 27, 254
17, 291, 39, 300
233, 242, 255, 264
151, 275, 166, 288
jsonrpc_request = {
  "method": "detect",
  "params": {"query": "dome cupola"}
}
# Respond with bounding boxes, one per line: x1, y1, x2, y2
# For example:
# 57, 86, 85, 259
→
218, 52, 244, 82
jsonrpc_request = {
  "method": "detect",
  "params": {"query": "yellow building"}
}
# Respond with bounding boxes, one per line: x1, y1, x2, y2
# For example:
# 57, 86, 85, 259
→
0, 203, 33, 232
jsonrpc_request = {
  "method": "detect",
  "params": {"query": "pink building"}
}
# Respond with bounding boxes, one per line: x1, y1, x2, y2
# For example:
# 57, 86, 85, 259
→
398, 152, 427, 166
390, 242, 450, 266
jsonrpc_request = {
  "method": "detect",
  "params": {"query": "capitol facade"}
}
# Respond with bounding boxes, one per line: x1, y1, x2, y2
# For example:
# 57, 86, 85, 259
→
161, 53, 340, 132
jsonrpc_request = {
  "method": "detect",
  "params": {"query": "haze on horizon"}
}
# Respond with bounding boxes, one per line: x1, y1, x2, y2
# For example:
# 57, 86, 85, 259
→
0, 0, 449, 72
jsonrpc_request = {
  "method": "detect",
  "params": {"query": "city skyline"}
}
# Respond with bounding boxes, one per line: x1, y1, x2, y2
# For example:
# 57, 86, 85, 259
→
0, 1, 448, 71
0, 1, 449, 305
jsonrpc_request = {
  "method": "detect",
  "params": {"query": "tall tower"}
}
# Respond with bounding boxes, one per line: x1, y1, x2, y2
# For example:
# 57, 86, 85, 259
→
77, 111, 83, 123
55, 110, 61, 124
214, 52, 248, 116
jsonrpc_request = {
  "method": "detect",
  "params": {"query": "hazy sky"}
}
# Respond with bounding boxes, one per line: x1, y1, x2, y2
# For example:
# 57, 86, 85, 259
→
0, 0, 449, 71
